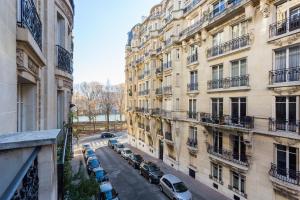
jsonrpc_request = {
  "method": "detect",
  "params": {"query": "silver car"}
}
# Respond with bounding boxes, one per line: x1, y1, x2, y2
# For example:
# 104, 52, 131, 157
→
159, 174, 192, 200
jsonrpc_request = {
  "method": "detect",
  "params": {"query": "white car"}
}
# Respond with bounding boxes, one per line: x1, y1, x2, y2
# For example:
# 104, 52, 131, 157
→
121, 148, 133, 160
115, 144, 125, 154
159, 174, 192, 200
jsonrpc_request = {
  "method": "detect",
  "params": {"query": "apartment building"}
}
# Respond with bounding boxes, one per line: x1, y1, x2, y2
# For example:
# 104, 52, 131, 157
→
0, 0, 74, 199
125, 0, 300, 199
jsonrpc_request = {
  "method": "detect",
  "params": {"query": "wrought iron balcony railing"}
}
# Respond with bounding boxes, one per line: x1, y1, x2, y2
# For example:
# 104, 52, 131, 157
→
200, 113, 254, 129
163, 86, 172, 95
269, 163, 300, 185
56, 45, 73, 74
207, 75, 249, 90
187, 54, 198, 64
269, 66, 300, 84
165, 132, 172, 141
163, 61, 172, 70
17, 0, 42, 49
180, 18, 206, 37
207, 144, 249, 166
187, 82, 199, 92
187, 111, 199, 120
269, 16, 300, 37
268, 118, 300, 134
183, 0, 201, 14
207, 34, 250, 58
151, 108, 161, 115
187, 138, 198, 148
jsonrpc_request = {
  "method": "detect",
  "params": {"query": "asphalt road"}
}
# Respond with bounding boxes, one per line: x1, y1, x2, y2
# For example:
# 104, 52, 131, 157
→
95, 146, 168, 200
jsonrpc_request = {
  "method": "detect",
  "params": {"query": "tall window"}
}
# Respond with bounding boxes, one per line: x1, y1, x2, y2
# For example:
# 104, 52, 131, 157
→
211, 163, 222, 183
231, 135, 246, 162
213, 131, 223, 154
231, 97, 246, 124
231, 171, 246, 195
189, 126, 197, 140
213, 0, 225, 17
231, 59, 247, 87
212, 64, 223, 89
212, 98, 223, 118
56, 13, 65, 47
276, 144, 298, 179
189, 99, 197, 119
232, 21, 248, 39
213, 32, 224, 47
190, 71, 198, 90
275, 96, 297, 131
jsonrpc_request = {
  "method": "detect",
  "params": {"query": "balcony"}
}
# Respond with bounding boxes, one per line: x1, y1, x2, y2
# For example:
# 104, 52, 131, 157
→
164, 132, 174, 145
183, 0, 201, 14
180, 18, 206, 38
269, 118, 300, 134
163, 86, 172, 95
200, 113, 254, 130
187, 111, 199, 120
156, 67, 163, 77
187, 82, 199, 93
187, 54, 198, 65
207, 144, 249, 168
17, 0, 42, 49
187, 138, 198, 154
269, 16, 300, 38
151, 108, 161, 116
269, 163, 300, 186
207, 34, 250, 58
207, 75, 249, 91
56, 45, 73, 74
155, 88, 163, 96
162, 110, 172, 119
269, 67, 300, 86
165, 15, 173, 24
163, 61, 172, 71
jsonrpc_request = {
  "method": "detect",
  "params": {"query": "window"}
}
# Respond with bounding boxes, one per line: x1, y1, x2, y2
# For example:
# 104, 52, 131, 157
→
232, 21, 248, 39
231, 97, 246, 124
176, 73, 180, 87
212, 65, 223, 89
231, 135, 246, 162
189, 126, 197, 140
231, 171, 246, 195
176, 98, 180, 111
276, 144, 298, 179
188, 99, 197, 118
213, 32, 224, 47
211, 163, 222, 182
176, 49, 180, 60
56, 12, 65, 47
213, 130, 223, 154
212, 98, 223, 118
189, 71, 198, 90
275, 96, 297, 131
213, 0, 225, 17
231, 58, 247, 87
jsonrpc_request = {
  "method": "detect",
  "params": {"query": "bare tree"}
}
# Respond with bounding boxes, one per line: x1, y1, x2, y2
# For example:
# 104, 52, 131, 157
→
114, 84, 125, 122
100, 80, 114, 132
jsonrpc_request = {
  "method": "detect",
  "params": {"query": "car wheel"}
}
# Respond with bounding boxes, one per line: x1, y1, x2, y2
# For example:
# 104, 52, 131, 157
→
149, 177, 153, 184
159, 185, 163, 192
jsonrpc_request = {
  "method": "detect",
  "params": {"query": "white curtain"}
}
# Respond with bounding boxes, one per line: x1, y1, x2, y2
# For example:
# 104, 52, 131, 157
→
289, 46, 300, 68
275, 49, 286, 70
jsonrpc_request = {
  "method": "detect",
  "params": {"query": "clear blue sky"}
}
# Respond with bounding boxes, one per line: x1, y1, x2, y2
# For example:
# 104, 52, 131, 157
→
73, 0, 161, 85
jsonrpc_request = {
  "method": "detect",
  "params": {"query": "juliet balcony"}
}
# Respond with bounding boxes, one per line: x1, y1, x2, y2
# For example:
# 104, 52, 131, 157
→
269, 16, 300, 38
187, 138, 198, 154
56, 45, 73, 74
207, 34, 250, 59
269, 163, 300, 188
183, 0, 201, 15
268, 118, 300, 135
179, 18, 206, 39
200, 113, 254, 130
187, 82, 199, 93
269, 66, 300, 86
207, 75, 250, 92
187, 111, 199, 120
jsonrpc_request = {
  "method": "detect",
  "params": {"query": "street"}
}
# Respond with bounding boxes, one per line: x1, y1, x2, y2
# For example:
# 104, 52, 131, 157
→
76, 132, 229, 200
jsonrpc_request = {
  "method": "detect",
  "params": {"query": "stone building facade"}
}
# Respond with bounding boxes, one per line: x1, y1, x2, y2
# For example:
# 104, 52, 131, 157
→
0, 0, 74, 199
125, 0, 300, 199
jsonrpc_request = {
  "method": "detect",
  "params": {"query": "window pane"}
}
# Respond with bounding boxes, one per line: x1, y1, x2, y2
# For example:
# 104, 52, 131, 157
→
231, 61, 239, 77
289, 46, 300, 68
275, 49, 286, 70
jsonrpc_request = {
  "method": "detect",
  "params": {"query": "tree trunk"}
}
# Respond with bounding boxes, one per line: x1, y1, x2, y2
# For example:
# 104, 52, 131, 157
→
106, 112, 110, 132
93, 116, 96, 133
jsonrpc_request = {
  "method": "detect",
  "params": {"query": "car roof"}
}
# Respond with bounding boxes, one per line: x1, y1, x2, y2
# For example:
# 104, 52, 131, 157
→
109, 139, 118, 142
123, 148, 131, 151
99, 182, 113, 192
163, 174, 182, 184
87, 156, 97, 160
93, 166, 104, 171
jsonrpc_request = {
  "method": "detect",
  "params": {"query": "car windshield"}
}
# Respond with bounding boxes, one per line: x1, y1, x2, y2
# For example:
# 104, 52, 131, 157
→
173, 182, 188, 193
118, 144, 124, 148
125, 150, 132, 154
134, 155, 143, 161
148, 164, 159, 172
110, 140, 117, 144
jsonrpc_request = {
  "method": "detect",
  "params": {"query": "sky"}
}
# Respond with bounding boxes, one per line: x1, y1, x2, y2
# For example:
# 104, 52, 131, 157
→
73, 0, 161, 85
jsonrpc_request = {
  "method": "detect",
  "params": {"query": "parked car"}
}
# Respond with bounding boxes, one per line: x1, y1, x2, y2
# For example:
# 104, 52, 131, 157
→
97, 182, 119, 200
84, 148, 95, 161
139, 161, 164, 184
159, 174, 192, 200
87, 157, 100, 175
128, 154, 143, 169
108, 139, 118, 149
101, 132, 116, 138
91, 166, 109, 183
82, 144, 91, 154
115, 144, 125, 154
87, 156, 99, 165
121, 148, 133, 160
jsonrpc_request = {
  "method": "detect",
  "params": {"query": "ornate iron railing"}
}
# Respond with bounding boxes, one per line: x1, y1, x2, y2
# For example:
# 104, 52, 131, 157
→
269, 16, 300, 37
187, 53, 198, 64
183, 0, 201, 14
187, 111, 199, 120
268, 118, 300, 134
180, 18, 206, 37
187, 82, 199, 91
1, 147, 40, 200
163, 86, 172, 95
269, 67, 300, 84
207, 144, 249, 166
187, 138, 198, 148
151, 108, 161, 115
207, 75, 249, 89
207, 34, 250, 58
200, 113, 254, 129
208, 0, 244, 23
56, 45, 73, 74
163, 61, 172, 70
269, 163, 300, 185
17, 0, 42, 49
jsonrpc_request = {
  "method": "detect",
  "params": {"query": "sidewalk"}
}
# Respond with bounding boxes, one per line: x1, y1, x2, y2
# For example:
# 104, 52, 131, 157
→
71, 141, 88, 177
129, 145, 230, 200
